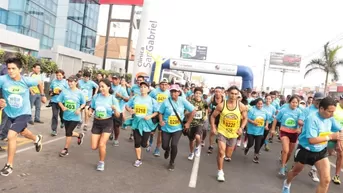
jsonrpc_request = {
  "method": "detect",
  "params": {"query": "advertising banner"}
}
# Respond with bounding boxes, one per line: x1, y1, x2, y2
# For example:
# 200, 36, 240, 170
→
180, 44, 207, 60
269, 52, 301, 71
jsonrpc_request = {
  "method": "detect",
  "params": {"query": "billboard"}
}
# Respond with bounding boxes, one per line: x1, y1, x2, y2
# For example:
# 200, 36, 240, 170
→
99, 0, 144, 5
180, 44, 207, 60
269, 52, 301, 71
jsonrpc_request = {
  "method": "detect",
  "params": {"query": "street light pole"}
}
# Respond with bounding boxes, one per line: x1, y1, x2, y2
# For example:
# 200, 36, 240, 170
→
261, 58, 266, 91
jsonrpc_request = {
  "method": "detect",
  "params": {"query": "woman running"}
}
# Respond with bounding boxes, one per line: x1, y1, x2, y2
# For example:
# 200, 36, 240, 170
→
89, 79, 121, 171
57, 75, 86, 157
125, 81, 158, 167
271, 95, 304, 176
49, 70, 68, 136
244, 98, 270, 163
159, 84, 195, 171
261, 94, 276, 151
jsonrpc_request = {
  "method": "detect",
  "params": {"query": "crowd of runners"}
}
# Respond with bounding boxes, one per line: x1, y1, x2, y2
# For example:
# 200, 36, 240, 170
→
0, 56, 342, 193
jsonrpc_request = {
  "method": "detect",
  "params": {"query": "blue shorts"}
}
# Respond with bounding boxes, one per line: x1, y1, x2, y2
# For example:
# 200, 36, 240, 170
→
8, 115, 31, 133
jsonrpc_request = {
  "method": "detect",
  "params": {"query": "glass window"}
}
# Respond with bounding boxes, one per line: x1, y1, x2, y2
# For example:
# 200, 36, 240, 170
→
49, 26, 54, 37
8, 0, 26, 11
0, 8, 8, 25
30, 17, 37, 31
48, 38, 53, 47
43, 24, 49, 36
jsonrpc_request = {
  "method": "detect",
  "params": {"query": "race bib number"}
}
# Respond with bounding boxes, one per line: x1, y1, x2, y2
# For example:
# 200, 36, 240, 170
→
194, 111, 203, 120
168, 115, 181, 126
339, 121, 343, 127
223, 118, 238, 133
319, 131, 331, 145
135, 104, 147, 116
53, 87, 61, 94
285, 118, 296, 127
82, 89, 89, 101
255, 117, 265, 127
157, 94, 168, 103
8, 94, 23, 108
65, 100, 76, 111
95, 106, 107, 118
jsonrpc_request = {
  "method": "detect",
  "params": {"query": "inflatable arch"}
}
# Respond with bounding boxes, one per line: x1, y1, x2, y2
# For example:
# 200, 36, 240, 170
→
150, 59, 254, 89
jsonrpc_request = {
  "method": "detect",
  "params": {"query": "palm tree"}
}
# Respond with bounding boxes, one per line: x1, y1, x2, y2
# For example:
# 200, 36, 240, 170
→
304, 42, 343, 94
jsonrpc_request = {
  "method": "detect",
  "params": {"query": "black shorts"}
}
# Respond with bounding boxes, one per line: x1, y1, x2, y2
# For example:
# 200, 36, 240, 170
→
113, 113, 123, 127
294, 145, 328, 166
8, 115, 31, 133
91, 118, 113, 134
64, 121, 79, 136
152, 117, 161, 132
187, 125, 204, 141
276, 122, 281, 127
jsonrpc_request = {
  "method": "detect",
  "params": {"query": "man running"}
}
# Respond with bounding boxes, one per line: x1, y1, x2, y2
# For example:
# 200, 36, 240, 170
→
282, 97, 343, 193
210, 86, 247, 182
0, 57, 45, 176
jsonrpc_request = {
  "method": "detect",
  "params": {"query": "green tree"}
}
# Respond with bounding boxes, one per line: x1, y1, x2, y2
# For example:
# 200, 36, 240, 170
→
40, 59, 58, 74
0, 50, 5, 64
304, 42, 343, 94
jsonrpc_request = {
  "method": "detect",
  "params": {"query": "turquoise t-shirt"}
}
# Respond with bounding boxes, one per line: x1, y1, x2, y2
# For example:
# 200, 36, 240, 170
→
111, 84, 129, 111
298, 112, 341, 152
131, 84, 141, 96
57, 88, 85, 122
50, 79, 69, 103
159, 97, 195, 133
0, 75, 38, 118
276, 105, 304, 129
149, 87, 170, 108
302, 104, 318, 120
91, 93, 121, 119
271, 100, 280, 111
78, 79, 98, 102
247, 106, 269, 136
263, 104, 276, 123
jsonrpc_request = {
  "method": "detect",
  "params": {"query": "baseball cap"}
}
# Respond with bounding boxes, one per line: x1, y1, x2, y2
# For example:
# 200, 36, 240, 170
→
112, 74, 119, 79
169, 84, 181, 91
299, 100, 306, 104
139, 81, 149, 87
160, 78, 168, 84
313, 92, 325, 100
67, 75, 78, 82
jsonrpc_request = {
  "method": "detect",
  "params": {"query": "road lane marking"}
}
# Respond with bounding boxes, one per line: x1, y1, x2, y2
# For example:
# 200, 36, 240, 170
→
0, 136, 65, 159
329, 161, 343, 172
188, 148, 201, 188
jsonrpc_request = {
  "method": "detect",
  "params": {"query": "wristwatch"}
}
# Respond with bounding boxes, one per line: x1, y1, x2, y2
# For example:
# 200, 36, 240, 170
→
40, 94, 46, 97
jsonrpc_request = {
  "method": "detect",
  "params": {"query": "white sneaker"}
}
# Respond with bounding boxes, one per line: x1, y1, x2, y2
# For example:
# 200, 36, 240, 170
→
194, 147, 201, 157
188, 153, 194, 161
243, 141, 247, 148
309, 170, 320, 182
217, 171, 225, 182
237, 139, 241, 147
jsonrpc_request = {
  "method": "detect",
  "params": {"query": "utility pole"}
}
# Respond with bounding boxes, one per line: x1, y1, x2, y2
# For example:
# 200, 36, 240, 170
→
124, 5, 135, 77
102, 4, 113, 70
280, 69, 286, 94
261, 58, 266, 91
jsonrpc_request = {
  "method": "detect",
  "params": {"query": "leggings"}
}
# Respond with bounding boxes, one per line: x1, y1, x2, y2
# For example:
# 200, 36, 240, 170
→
246, 134, 264, 154
133, 130, 150, 148
162, 130, 182, 164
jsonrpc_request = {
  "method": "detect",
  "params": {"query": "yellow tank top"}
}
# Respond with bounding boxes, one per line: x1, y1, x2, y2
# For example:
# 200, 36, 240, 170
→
217, 100, 241, 139
334, 103, 343, 127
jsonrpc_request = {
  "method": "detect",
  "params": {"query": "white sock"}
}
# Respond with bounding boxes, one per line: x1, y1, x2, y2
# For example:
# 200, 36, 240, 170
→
218, 170, 223, 174
284, 180, 291, 188
35, 135, 39, 143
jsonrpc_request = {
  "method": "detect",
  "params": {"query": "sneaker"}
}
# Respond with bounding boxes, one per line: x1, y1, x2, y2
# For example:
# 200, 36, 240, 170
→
164, 150, 170, 159
133, 160, 142, 167
97, 161, 105, 171
153, 148, 160, 157
194, 147, 201, 157
244, 148, 250, 156
282, 180, 291, 193
217, 171, 225, 182
168, 163, 175, 171
59, 149, 69, 157
253, 156, 259, 163
83, 125, 88, 131
269, 137, 273, 143
35, 135, 43, 152
309, 169, 320, 182
109, 133, 114, 141
224, 157, 231, 162
201, 141, 205, 147
60, 122, 64, 129
207, 146, 214, 154
236, 139, 241, 147
51, 130, 57, 136
279, 167, 286, 176
146, 145, 151, 152
264, 144, 270, 151
77, 133, 85, 145
129, 134, 133, 141
243, 141, 248, 148
188, 153, 195, 161
34, 120, 44, 124
0, 164, 13, 176
77, 123, 82, 129
28, 121, 34, 125
332, 175, 341, 185
113, 140, 119, 147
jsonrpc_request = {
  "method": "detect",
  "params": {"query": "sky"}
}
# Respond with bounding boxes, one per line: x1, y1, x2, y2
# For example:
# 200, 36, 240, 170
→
97, 0, 343, 90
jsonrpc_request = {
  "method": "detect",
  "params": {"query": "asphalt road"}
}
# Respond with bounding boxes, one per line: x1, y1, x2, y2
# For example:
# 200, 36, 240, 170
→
0, 109, 341, 193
